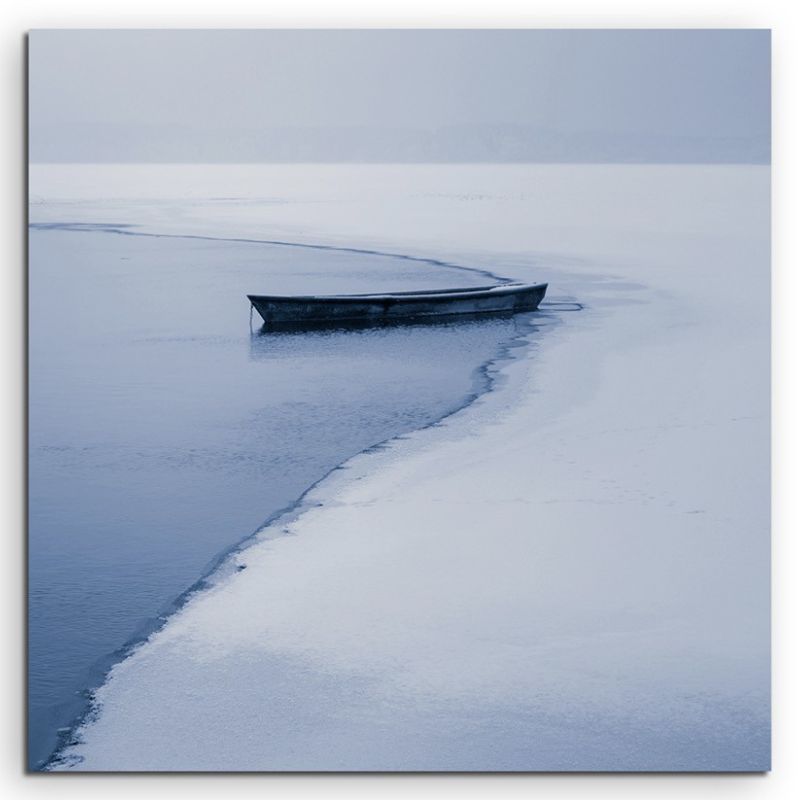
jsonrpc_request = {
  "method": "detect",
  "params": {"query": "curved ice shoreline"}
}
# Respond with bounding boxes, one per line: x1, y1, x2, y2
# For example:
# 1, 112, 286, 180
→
34, 164, 770, 772
52, 265, 768, 771
44, 298, 551, 772
33, 221, 532, 769
28, 220, 511, 286
49, 289, 565, 772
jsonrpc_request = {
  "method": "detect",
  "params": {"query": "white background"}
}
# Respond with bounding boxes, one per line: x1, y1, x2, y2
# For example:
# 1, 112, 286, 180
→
2, 1, 797, 797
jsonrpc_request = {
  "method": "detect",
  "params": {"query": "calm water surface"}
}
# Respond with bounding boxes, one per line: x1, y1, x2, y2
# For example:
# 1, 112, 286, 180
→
28, 226, 531, 768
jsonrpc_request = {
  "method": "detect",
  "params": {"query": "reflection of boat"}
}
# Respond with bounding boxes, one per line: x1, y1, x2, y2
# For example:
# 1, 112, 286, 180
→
248, 282, 548, 330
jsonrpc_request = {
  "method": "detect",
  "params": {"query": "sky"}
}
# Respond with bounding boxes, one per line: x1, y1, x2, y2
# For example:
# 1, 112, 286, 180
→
28, 29, 771, 163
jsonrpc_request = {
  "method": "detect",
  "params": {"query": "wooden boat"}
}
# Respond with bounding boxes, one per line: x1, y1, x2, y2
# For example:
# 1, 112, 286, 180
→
248, 282, 548, 330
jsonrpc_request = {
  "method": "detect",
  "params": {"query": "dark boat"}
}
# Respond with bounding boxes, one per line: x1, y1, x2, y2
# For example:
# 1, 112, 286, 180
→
248, 282, 548, 330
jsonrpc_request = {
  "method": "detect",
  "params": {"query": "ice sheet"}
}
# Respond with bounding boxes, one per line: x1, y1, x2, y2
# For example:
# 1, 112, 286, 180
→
35, 164, 769, 771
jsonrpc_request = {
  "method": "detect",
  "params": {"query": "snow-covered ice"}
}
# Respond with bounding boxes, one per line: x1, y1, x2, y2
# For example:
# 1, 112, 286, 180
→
32, 164, 769, 771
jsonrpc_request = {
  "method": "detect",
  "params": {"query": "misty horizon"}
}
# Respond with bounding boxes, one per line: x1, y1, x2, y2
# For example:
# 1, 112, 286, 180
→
29, 122, 769, 164
28, 29, 770, 165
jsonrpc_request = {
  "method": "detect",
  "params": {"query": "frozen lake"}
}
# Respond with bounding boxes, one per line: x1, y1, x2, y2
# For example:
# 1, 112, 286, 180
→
27, 221, 533, 768
29, 163, 769, 772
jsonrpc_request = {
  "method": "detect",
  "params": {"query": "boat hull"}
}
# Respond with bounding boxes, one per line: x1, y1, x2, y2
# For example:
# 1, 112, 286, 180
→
248, 282, 548, 330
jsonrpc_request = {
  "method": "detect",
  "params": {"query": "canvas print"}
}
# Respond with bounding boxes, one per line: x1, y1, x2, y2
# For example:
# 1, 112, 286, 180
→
27, 29, 770, 772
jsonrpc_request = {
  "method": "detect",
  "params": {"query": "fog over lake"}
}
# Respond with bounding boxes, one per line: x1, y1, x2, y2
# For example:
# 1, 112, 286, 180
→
29, 29, 769, 163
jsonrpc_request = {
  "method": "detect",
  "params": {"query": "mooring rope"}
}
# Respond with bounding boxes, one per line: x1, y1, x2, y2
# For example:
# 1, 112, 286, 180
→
540, 301, 584, 312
